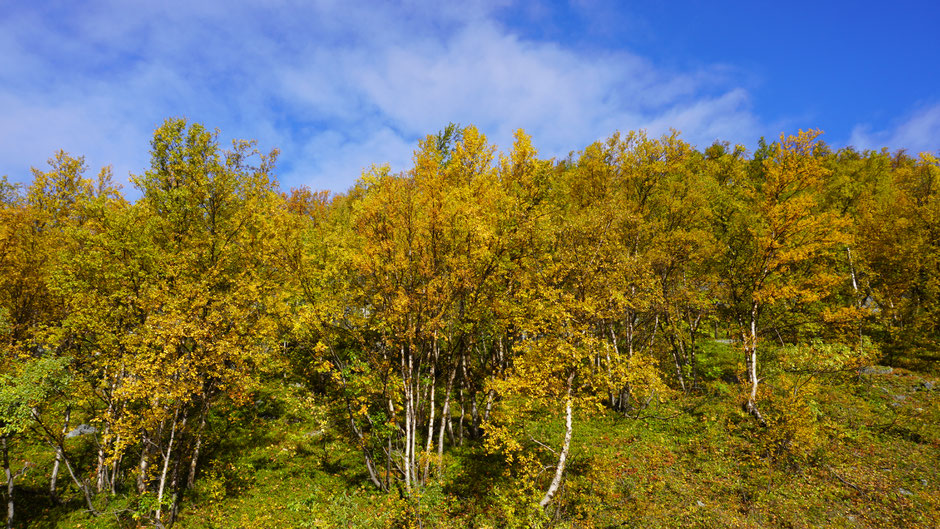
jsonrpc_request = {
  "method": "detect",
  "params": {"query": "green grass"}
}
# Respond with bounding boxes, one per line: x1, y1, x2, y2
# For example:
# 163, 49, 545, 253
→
542, 342, 940, 528
6, 341, 939, 528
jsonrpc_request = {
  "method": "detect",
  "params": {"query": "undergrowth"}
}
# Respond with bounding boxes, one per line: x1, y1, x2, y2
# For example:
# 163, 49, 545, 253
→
7, 341, 938, 528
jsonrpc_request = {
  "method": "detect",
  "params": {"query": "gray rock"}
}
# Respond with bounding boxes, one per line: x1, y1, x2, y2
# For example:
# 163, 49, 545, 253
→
859, 366, 893, 375
66, 424, 97, 438
920, 381, 935, 391
898, 488, 914, 496
696, 500, 705, 507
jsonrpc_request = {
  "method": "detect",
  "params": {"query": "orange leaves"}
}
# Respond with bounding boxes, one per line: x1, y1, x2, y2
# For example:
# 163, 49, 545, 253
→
717, 129, 850, 315
33, 119, 286, 477
348, 125, 505, 347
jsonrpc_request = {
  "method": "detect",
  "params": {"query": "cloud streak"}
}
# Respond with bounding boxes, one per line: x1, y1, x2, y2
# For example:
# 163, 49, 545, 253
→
1, 0, 765, 194
850, 103, 940, 155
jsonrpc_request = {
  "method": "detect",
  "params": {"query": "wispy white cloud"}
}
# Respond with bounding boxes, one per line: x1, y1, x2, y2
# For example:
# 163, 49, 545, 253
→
849, 103, 940, 155
0, 0, 765, 194
290, 127, 416, 192
641, 89, 760, 146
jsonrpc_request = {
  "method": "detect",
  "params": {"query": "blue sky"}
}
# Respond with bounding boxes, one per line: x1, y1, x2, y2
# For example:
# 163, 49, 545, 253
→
2, 0, 938, 195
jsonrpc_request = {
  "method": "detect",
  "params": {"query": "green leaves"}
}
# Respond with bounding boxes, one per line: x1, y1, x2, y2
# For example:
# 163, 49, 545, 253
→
4, 116, 938, 523
0, 356, 70, 436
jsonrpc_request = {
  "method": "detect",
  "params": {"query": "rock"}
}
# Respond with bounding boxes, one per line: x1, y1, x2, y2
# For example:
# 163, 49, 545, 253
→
898, 488, 913, 496
920, 381, 935, 391
66, 424, 97, 438
696, 500, 705, 507
920, 479, 928, 487
892, 394, 907, 402
859, 366, 893, 375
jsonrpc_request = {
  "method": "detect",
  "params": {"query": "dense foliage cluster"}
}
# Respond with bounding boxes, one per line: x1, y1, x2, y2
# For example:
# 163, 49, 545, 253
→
1, 119, 938, 527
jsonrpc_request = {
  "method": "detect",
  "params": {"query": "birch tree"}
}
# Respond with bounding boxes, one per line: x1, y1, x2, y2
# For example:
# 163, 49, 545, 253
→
712, 130, 847, 422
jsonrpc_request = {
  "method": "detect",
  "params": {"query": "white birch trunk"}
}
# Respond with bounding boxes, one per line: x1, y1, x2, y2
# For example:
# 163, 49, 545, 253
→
402, 344, 413, 493
4, 436, 12, 529
96, 426, 109, 493
50, 407, 70, 503
539, 371, 575, 508
110, 443, 121, 495
437, 365, 457, 477
745, 309, 765, 424
155, 413, 177, 521
421, 335, 440, 484
137, 432, 149, 494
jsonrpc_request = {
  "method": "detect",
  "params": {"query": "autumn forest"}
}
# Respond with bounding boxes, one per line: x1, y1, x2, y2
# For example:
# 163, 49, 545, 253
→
1, 119, 938, 528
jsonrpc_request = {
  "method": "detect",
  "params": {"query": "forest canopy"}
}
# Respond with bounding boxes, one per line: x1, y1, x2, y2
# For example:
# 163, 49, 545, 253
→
1, 118, 938, 528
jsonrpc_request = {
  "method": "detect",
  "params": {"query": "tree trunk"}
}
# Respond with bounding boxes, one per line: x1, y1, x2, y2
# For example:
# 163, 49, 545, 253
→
457, 387, 465, 447
688, 310, 702, 389
540, 371, 575, 509
422, 338, 438, 485
50, 407, 71, 503
187, 399, 209, 489
481, 389, 496, 426
60, 446, 97, 514
401, 344, 413, 494
436, 365, 457, 478
155, 412, 178, 521
3, 436, 13, 529
744, 311, 765, 425
847, 246, 859, 302
137, 434, 149, 494
96, 429, 109, 493
468, 389, 480, 438
626, 310, 635, 358
110, 446, 121, 495
607, 323, 619, 407
847, 245, 864, 342
169, 433, 185, 526
668, 324, 688, 393
29, 408, 97, 514
334, 350, 385, 491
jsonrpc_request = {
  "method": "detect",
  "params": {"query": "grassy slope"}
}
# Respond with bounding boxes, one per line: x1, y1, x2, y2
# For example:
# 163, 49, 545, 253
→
8, 342, 939, 528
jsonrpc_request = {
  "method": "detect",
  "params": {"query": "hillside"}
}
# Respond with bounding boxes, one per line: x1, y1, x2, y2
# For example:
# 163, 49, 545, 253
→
2, 120, 939, 528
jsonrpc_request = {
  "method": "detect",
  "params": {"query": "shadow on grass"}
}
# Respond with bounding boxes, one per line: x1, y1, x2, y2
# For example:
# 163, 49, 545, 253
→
10, 488, 87, 529
440, 444, 510, 516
